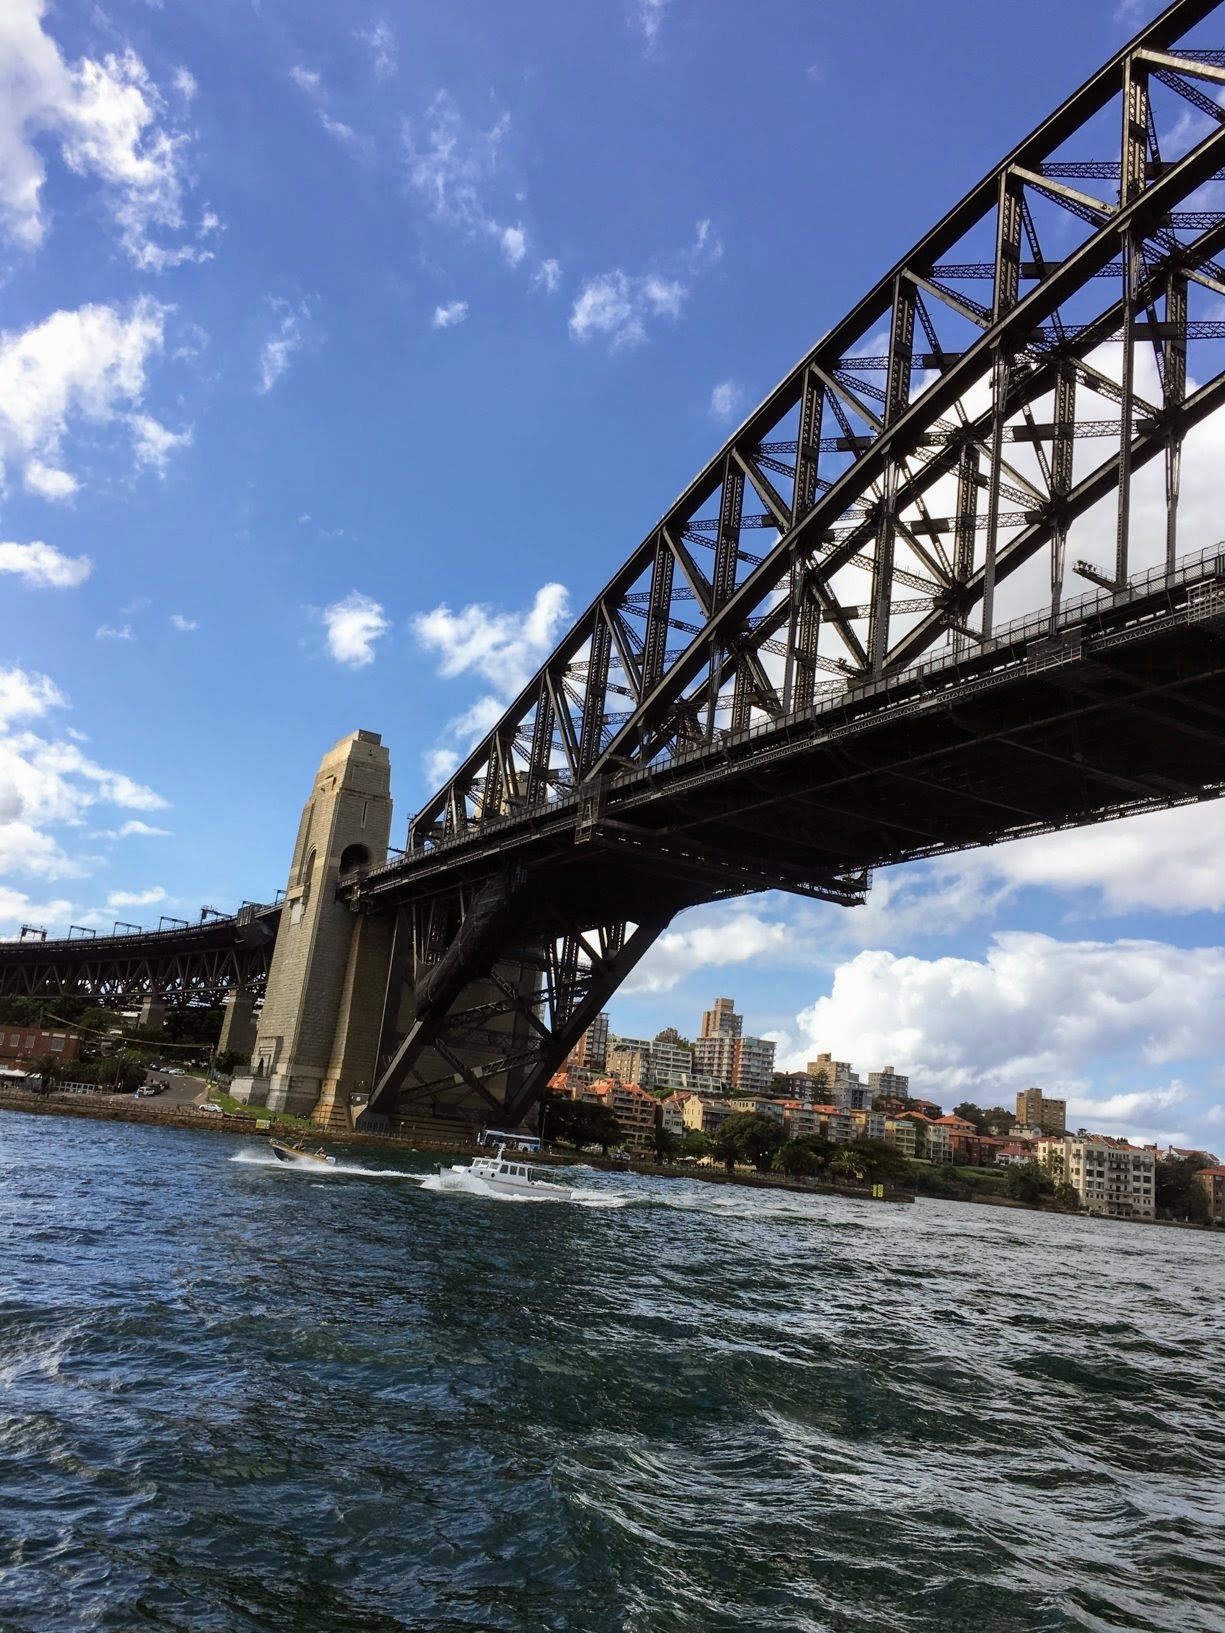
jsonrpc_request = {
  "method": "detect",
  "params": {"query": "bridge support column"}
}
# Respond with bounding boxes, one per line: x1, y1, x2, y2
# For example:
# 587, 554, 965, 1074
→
229, 730, 392, 1120
217, 988, 257, 1062
138, 995, 165, 1032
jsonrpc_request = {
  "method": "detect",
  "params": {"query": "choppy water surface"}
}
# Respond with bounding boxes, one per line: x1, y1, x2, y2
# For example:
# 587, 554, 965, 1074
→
1, 1114, 1222, 1632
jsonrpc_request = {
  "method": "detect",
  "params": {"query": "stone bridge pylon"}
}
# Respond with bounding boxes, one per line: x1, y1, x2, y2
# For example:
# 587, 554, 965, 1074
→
230, 730, 393, 1130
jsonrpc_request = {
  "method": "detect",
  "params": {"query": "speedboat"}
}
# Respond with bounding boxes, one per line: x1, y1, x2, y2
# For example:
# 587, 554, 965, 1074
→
270, 1140, 337, 1168
437, 1145, 571, 1201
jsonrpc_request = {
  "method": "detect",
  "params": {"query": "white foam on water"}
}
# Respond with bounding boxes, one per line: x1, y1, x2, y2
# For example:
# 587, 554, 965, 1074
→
229, 1148, 419, 1180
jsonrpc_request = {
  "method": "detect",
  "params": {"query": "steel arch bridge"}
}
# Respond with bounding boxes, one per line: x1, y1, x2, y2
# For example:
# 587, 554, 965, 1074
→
5, 0, 1225, 1137
354, 0, 1225, 1129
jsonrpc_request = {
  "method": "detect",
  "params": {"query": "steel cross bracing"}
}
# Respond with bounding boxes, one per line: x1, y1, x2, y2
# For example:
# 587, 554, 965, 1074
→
352, 0, 1225, 1126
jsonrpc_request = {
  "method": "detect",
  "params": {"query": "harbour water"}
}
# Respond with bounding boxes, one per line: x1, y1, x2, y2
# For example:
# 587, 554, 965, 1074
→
1, 1111, 1222, 1632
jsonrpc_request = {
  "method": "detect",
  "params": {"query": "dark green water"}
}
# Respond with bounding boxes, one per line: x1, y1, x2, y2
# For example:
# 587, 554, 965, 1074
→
1, 1113, 1222, 1632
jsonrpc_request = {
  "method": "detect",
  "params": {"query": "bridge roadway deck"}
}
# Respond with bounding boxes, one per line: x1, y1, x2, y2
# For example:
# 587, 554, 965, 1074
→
349, 546, 1225, 928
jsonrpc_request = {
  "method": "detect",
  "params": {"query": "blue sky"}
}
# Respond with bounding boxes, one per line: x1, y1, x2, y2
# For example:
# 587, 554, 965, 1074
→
3, 0, 1224, 1152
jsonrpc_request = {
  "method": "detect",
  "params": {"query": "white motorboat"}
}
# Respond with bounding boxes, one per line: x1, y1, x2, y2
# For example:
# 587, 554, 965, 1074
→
270, 1140, 337, 1168
436, 1146, 572, 1201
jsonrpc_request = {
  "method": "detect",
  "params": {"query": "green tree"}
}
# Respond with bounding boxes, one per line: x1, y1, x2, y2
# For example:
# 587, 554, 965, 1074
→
830, 1147, 865, 1183
651, 1126, 683, 1164
774, 1135, 835, 1178
712, 1112, 786, 1173
654, 1027, 691, 1050
848, 1137, 913, 1186
1155, 1155, 1210, 1222
953, 1101, 986, 1131
1004, 1160, 1055, 1205
681, 1129, 711, 1161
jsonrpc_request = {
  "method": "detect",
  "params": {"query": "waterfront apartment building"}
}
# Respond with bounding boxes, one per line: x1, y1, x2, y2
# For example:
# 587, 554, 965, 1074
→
1038, 1134, 1156, 1219
693, 1032, 776, 1094
807, 1054, 870, 1111
1015, 1088, 1067, 1135
701, 996, 742, 1039
607, 1035, 696, 1093
567, 1012, 610, 1073
868, 1066, 910, 1102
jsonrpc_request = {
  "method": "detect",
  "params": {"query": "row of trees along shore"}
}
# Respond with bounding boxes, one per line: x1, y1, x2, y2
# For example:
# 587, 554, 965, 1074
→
541, 1097, 1218, 1219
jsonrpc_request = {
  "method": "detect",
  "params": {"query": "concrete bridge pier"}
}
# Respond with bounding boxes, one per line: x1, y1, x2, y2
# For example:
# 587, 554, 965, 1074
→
217, 987, 257, 1062
229, 729, 392, 1127
138, 995, 165, 1032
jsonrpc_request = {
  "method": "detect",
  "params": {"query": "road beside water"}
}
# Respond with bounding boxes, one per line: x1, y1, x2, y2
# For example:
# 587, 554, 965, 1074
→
1, 1112, 1222, 1632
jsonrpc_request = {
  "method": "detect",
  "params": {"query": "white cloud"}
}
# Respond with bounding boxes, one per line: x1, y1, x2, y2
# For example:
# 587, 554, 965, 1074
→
533, 258, 562, 294
129, 411, 191, 473
289, 65, 363, 149
0, 539, 91, 588
786, 931, 1225, 1143
172, 66, 197, 101
402, 91, 551, 281
423, 747, 460, 784
414, 582, 571, 784
413, 582, 569, 696
322, 591, 389, 668
257, 299, 310, 393
569, 269, 688, 347
95, 623, 133, 641
107, 886, 165, 908
431, 300, 468, 329
0, 297, 169, 498
691, 218, 721, 264
709, 379, 741, 422
0, 1, 208, 268
624, 912, 790, 993
169, 613, 196, 631
636, 0, 670, 47
95, 818, 171, 839
355, 20, 397, 79
500, 224, 527, 266
0, 665, 168, 897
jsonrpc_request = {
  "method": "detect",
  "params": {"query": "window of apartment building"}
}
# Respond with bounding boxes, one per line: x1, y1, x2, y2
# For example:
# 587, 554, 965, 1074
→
50, 1035, 65, 1052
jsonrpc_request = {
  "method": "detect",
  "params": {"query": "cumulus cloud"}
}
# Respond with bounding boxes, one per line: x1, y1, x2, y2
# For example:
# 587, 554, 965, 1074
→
322, 591, 390, 668
0, 664, 168, 898
257, 299, 310, 393
624, 912, 790, 994
94, 818, 171, 839
414, 582, 569, 696
431, 300, 468, 329
0, 297, 170, 498
355, 20, 397, 79
0, 0, 211, 268
169, 613, 197, 631
413, 582, 570, 784
0, 540, 91, 588
95, 623, 134, 641
709, 379, 741, 422
786, 930, 1225, 1142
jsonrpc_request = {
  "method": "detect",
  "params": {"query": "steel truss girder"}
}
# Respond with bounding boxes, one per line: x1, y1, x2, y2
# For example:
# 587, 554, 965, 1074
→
406, 0, 1225, 855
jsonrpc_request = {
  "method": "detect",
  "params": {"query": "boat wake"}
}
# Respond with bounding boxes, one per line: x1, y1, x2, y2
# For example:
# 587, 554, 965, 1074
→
230, 1149, 419, 1180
